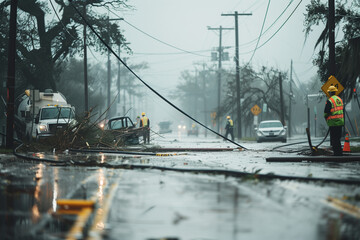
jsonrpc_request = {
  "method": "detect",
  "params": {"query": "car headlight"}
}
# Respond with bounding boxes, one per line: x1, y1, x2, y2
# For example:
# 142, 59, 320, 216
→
39, 124, 47, 132
280, 129, 286, 135
257, 131, 264, 136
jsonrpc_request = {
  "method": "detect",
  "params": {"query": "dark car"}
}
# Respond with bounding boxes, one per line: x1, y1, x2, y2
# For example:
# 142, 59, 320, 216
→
104, 116, 141, 145
255, 120, 287, 143
187, 123, 199, 136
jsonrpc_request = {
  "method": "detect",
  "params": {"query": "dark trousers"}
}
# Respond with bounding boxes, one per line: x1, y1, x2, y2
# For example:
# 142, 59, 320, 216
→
329, 126, 342, 156
225, 128, 234, 141
143, 128, 150, 144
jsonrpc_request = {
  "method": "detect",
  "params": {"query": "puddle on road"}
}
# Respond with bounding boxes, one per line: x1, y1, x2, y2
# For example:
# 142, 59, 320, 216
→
319, 209, 360, 239
0, 161, 80, 239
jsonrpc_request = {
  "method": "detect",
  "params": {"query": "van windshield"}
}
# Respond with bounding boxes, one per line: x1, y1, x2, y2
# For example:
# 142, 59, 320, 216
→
40, 107, 74, 120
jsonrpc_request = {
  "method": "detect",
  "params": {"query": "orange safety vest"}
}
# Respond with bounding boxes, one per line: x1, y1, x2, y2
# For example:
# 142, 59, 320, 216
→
141, 116, 149, 127
325, 95, 344, 126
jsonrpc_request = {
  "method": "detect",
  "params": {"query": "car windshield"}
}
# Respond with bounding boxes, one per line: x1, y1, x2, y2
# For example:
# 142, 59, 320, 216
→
40, 107, 74, 120
259, 121, 283, 128
109, 118, 134, 130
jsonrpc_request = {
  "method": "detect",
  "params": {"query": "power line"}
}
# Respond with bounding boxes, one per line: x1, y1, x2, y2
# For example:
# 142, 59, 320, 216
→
239, 0, 294, 48
104, 7, 209, 58
131, 49, 215, 56
248, 0, 271, 63
122, 19, 209, 57
239, 0, 303, 55
68, 0, 246, 149
49, 0, 77, 40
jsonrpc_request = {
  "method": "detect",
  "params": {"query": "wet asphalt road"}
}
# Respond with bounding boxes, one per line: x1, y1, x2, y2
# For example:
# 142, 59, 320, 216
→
1, 133, 360, 239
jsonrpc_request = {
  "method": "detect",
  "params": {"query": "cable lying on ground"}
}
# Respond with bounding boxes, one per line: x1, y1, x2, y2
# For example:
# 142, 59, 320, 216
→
68, 0, 246, 150
13, 146, 360, 185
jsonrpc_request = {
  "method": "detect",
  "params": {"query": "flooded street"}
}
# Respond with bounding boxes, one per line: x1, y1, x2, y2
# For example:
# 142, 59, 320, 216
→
1, 133, 360, 239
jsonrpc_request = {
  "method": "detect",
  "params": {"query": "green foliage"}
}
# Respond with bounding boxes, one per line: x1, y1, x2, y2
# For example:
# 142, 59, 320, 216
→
0, 0, 132, 93
221, 65, 289, 125
304, 0, 360, 101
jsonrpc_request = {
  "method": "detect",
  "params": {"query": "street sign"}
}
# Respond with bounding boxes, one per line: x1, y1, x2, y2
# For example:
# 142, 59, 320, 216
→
262, 103, 267, 113
321, 75, 344, 98
251, 104, 261, 116
253, 115, 258, 125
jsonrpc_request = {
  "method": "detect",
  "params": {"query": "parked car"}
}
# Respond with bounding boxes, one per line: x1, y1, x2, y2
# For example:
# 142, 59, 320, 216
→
255, 120, 287, 143
103, 116, 141, 145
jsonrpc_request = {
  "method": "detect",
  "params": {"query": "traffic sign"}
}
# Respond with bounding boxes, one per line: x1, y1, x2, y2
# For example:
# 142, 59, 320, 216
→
321, 75, 344, 98
251, 104, 261, 116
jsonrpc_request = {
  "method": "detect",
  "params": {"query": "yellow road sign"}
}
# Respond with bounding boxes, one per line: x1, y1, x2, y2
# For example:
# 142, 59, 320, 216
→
321, 75, 344, 98
251, 104, 261, 116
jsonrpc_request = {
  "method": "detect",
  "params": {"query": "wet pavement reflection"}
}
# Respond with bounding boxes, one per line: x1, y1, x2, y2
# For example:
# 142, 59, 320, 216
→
1, 133, 360, 239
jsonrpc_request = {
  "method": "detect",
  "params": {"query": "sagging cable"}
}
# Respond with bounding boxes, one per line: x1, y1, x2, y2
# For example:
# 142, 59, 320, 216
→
68, 0, 247, 150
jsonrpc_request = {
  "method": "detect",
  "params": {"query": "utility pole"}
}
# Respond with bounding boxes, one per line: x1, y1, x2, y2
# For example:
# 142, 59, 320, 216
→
107, 17, 124, 116
207, 26, 233, 133
117, 44, 121, 104
83, 3, 88, 113
202, 63, 208, 137
222, 11, 252, 139
328, 0, 336, 76
279, 72, 285, 126
107, 16, 111, 114
288, 60, 293, 138
6, 0, 18, 149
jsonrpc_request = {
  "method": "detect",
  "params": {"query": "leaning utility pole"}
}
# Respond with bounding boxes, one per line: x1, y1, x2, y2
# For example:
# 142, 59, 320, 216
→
208, 26, 233, 133
222, 11, 252, 139
6, 0, 18, 149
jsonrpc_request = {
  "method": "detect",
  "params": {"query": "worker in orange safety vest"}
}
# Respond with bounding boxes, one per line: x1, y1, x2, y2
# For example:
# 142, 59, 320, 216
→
324, 86, 344, 156
140, 112, 150, 144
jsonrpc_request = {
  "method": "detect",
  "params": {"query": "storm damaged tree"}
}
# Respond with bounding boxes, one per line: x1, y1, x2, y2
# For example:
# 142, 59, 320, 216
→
304, 0, 360, 101
56, 58, 148, 117
173, 65, 218, 127
0, 0, 131, 95
220, 65, 289, 136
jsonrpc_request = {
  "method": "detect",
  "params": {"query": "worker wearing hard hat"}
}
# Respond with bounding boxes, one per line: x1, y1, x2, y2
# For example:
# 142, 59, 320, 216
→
324, 85, 344, 156
225, 116, 234, 141
140, 112, 150, 144
135, 116, 141, 127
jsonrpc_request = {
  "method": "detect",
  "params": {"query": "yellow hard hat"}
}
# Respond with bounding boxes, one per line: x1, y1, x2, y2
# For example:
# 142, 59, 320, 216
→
327, 86, 338, 92
142, 112, 145, 116
227, 116, 230, 119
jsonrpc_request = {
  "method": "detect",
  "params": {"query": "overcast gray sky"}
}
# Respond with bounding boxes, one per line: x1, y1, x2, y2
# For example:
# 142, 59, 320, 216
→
87, 0, 326, 125
114, 0, 322, 90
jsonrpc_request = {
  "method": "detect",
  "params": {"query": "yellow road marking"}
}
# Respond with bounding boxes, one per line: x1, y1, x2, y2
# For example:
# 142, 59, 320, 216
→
66, 207, 93, 240
327, 197, 360, 218
87, 182, 120, 240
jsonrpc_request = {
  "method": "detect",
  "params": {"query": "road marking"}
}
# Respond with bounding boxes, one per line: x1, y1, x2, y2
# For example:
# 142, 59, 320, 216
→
87, 174, 121, 240
327, 197, 360, 218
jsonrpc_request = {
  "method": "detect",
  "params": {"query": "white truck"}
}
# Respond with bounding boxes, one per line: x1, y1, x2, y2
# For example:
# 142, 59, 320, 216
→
15, 89, 76, 141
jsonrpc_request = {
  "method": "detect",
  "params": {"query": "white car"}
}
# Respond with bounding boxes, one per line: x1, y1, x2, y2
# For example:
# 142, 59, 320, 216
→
255, 120, 287, 143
